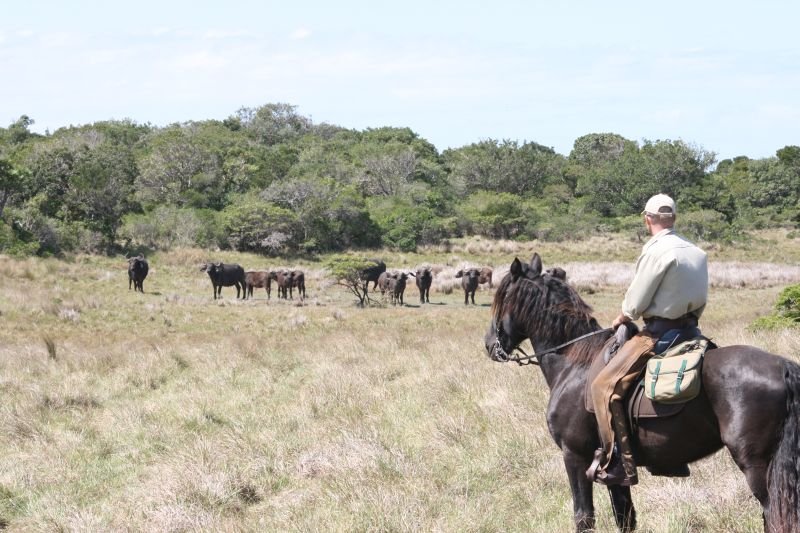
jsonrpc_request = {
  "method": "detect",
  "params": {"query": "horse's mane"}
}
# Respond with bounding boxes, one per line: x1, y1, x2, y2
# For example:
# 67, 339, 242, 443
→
492, 271, 610, 366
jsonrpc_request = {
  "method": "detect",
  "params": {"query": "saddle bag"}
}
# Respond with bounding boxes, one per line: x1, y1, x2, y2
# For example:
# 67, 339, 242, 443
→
644, 338, 710, 404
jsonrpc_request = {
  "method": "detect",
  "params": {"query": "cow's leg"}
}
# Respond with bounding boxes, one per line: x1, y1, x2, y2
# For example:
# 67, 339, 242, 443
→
464, 290, 468, 305
129, 277, 132, 290
471, 290, 476, 305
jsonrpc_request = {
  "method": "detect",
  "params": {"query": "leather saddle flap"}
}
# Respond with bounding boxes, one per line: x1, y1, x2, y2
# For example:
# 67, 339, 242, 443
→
584, 349, 684, 419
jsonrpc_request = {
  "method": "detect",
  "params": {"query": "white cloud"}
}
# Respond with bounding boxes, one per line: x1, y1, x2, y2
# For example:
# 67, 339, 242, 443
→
172, 50, 230, 70
291, 28, 312, 40
202, 29, 253, 40
150, 27, 172, 37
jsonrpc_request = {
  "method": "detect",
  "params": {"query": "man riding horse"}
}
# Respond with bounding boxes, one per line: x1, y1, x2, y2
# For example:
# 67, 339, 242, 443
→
587, 193, 709, 486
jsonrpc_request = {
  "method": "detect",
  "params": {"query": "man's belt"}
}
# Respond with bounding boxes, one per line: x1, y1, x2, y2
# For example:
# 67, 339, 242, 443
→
643, 314, 698, 336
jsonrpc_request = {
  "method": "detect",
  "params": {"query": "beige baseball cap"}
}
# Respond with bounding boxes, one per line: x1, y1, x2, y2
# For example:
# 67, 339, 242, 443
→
642, 194, 676, 215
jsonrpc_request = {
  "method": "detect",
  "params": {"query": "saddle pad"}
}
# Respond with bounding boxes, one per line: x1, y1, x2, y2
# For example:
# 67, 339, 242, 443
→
584, 349, 684, 419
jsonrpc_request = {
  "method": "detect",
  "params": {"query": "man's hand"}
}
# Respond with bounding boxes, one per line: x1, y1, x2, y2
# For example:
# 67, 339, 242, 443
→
611, 312, 632, 330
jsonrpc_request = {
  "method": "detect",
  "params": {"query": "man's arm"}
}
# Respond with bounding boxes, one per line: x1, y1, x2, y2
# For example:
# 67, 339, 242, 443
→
619, 253, 671, 322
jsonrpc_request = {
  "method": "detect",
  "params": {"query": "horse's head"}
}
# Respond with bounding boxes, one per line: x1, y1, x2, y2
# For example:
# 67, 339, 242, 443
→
484, 253, 599, 364
485, 253, 544, 361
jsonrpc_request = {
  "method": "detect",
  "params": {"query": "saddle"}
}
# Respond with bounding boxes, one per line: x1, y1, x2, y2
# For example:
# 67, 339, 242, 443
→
584, 326, 710, 424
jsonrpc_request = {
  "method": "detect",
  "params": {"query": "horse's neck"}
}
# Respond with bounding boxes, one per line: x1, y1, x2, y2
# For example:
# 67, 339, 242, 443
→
531, 337, 593, 391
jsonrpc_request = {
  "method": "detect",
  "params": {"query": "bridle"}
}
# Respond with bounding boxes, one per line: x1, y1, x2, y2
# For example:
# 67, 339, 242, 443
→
492, 317, 612, 366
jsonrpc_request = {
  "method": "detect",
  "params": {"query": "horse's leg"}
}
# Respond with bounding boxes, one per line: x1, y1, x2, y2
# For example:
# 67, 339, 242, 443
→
563, 449, 595, 532
607, 485, 637, 532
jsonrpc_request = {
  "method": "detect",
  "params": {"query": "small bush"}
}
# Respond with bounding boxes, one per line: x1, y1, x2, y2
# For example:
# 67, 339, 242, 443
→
749, 283, 800, 330
775, 284, 800, 320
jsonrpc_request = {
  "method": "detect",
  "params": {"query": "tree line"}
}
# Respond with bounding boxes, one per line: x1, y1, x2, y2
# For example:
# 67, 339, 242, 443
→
0, 103, 798, 256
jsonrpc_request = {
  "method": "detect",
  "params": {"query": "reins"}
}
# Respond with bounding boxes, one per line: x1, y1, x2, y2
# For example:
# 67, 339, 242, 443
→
493, 321, 613, 366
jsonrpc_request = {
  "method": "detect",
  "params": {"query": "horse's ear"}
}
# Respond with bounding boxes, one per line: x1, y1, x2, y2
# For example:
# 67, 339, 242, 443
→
530, 253, 542, 277
510, 258, 523, 280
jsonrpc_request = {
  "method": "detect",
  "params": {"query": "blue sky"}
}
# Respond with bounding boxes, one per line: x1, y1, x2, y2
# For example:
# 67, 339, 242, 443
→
1, 0, 798, 160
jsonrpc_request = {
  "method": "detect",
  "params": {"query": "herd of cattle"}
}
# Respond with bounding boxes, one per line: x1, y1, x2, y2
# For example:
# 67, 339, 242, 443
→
127, 255, 493, 305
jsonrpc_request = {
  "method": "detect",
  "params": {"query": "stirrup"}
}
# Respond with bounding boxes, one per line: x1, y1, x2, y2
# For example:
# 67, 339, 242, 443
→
585, 449, 605, 483
587, 449, 639, 487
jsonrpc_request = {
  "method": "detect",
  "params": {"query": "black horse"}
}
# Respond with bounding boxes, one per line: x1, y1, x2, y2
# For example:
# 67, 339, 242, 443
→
484, 253, 800, 532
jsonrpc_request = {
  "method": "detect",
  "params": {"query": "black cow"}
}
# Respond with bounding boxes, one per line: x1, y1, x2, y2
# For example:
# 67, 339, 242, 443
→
245, 271, 272, 299
415, 267, 433, 304
291, 270, 306, 300
201, 262, 246, 299
455, 268, 481, 305
127, 254, 149, 293
361, 259, 386, 297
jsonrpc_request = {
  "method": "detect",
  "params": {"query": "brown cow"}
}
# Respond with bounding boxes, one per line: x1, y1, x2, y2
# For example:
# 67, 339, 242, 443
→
377, 271, 392, 295
245, 271, 272, 299
455, 268, 481, 305
415, 267, 433, 303
478, 266, 493, 288
546, 267, 567, 280
270, 270, 294, 299
386, 271, 413, 306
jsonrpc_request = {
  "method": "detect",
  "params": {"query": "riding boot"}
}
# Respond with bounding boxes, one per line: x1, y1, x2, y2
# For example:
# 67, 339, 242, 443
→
610, 401, 638, 485
590, 402, 638, 486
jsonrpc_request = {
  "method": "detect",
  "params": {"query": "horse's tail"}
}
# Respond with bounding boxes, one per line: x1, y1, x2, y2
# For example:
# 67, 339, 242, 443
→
767, 359, 800, 532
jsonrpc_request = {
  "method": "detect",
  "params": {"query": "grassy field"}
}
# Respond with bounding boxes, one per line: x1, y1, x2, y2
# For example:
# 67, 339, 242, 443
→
1, 231, 800, 532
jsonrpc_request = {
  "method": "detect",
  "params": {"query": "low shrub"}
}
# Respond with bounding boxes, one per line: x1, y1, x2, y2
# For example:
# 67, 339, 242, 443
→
749, 283, 800, 330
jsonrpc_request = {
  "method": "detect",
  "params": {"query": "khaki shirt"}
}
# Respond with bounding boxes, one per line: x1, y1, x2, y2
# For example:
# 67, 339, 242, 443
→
622, 228, 708, 321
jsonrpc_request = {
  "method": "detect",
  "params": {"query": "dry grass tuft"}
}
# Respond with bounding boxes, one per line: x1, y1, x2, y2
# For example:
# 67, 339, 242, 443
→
42, 335, 57, 360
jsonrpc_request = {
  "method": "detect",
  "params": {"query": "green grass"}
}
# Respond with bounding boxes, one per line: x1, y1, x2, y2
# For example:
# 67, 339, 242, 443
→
0, 233, 799, 531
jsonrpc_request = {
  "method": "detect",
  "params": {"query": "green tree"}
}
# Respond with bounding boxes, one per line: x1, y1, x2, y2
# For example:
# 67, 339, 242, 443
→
220, 196, 300, 254
136, 122, 247, 209
576, 139, 716, 216
457, 191, 534, 239
0, 158, 26, 217
262, 178, 379, 251
324, 255, 379, 307
444, 139, 563, 197
236, 103, 311, 146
